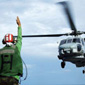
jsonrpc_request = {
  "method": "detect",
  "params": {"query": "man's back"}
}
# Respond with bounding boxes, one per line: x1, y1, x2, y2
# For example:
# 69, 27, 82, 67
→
0, 45, 23, 77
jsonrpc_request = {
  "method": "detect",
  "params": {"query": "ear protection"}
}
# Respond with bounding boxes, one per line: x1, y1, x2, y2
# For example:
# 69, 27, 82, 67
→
13, 37, 17, 45
2, 39, 6, 44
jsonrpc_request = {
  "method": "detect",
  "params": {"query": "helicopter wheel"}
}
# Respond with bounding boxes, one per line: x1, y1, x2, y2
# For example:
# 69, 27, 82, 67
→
82, 70, 85, 74
82, 66, 85, 74
84, 53, 85, 57
61, 61, 65, 68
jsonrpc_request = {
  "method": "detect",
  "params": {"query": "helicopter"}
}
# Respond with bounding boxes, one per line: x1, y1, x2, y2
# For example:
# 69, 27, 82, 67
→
58, 37, 85, 72
14, 1, 85, 74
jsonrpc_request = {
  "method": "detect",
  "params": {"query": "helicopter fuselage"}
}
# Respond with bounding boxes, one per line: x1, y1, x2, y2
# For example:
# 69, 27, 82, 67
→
58, 37, 85, 67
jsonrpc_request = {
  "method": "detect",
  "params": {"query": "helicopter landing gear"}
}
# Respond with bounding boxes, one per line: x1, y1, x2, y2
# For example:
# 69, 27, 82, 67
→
61, 61, 65, 68
83, 70, 85, 74
83, 67, 85, 74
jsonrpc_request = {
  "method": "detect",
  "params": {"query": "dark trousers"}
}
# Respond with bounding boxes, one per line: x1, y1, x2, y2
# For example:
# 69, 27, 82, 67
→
0, 76, 19, 85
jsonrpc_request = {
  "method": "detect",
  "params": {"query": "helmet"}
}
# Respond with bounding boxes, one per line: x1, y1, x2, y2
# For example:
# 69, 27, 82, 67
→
4, 34, 13, 43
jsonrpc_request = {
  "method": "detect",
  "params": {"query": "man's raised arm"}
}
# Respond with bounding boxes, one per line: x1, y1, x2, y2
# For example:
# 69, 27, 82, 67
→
16, 16, 22, 52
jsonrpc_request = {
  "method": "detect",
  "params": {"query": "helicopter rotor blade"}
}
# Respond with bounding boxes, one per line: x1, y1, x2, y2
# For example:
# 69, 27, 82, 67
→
58, 1, 77, 33
78, 31, 85, 35
14, 33, 71, 38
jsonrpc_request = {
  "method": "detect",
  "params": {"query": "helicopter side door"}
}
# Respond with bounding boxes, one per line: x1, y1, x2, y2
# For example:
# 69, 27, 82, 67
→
81, 38, 85, 56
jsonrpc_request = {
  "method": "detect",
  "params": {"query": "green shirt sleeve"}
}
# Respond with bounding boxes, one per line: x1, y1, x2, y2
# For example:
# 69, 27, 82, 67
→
16, 26, 22, 52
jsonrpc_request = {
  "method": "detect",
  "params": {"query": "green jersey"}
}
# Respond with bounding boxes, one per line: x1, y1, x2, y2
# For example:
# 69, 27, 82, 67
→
0, 27, 23, 80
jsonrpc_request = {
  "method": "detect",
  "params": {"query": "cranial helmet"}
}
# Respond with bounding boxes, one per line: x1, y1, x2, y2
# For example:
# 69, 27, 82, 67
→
3, 34, 13, 44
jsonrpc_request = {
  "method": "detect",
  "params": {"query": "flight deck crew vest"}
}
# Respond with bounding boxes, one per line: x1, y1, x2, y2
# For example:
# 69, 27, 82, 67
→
0, 45, 23, 77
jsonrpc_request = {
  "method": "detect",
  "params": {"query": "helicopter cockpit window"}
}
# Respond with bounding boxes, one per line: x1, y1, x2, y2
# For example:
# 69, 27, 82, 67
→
73, 38, 80, 43
60, 40, 66, 45
67, 39, 72, 43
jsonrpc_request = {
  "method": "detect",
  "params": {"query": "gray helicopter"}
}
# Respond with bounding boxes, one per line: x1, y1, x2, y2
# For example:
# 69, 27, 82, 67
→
14, 1, 85, 74
57, 2, 85, 74
58, 36, 85, 74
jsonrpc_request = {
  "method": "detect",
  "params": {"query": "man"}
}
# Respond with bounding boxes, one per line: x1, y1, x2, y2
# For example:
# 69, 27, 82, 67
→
0, 16, 23, 85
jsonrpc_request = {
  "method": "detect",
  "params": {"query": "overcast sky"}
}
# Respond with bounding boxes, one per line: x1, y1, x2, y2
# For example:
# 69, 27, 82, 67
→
0, 0, 85, 85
